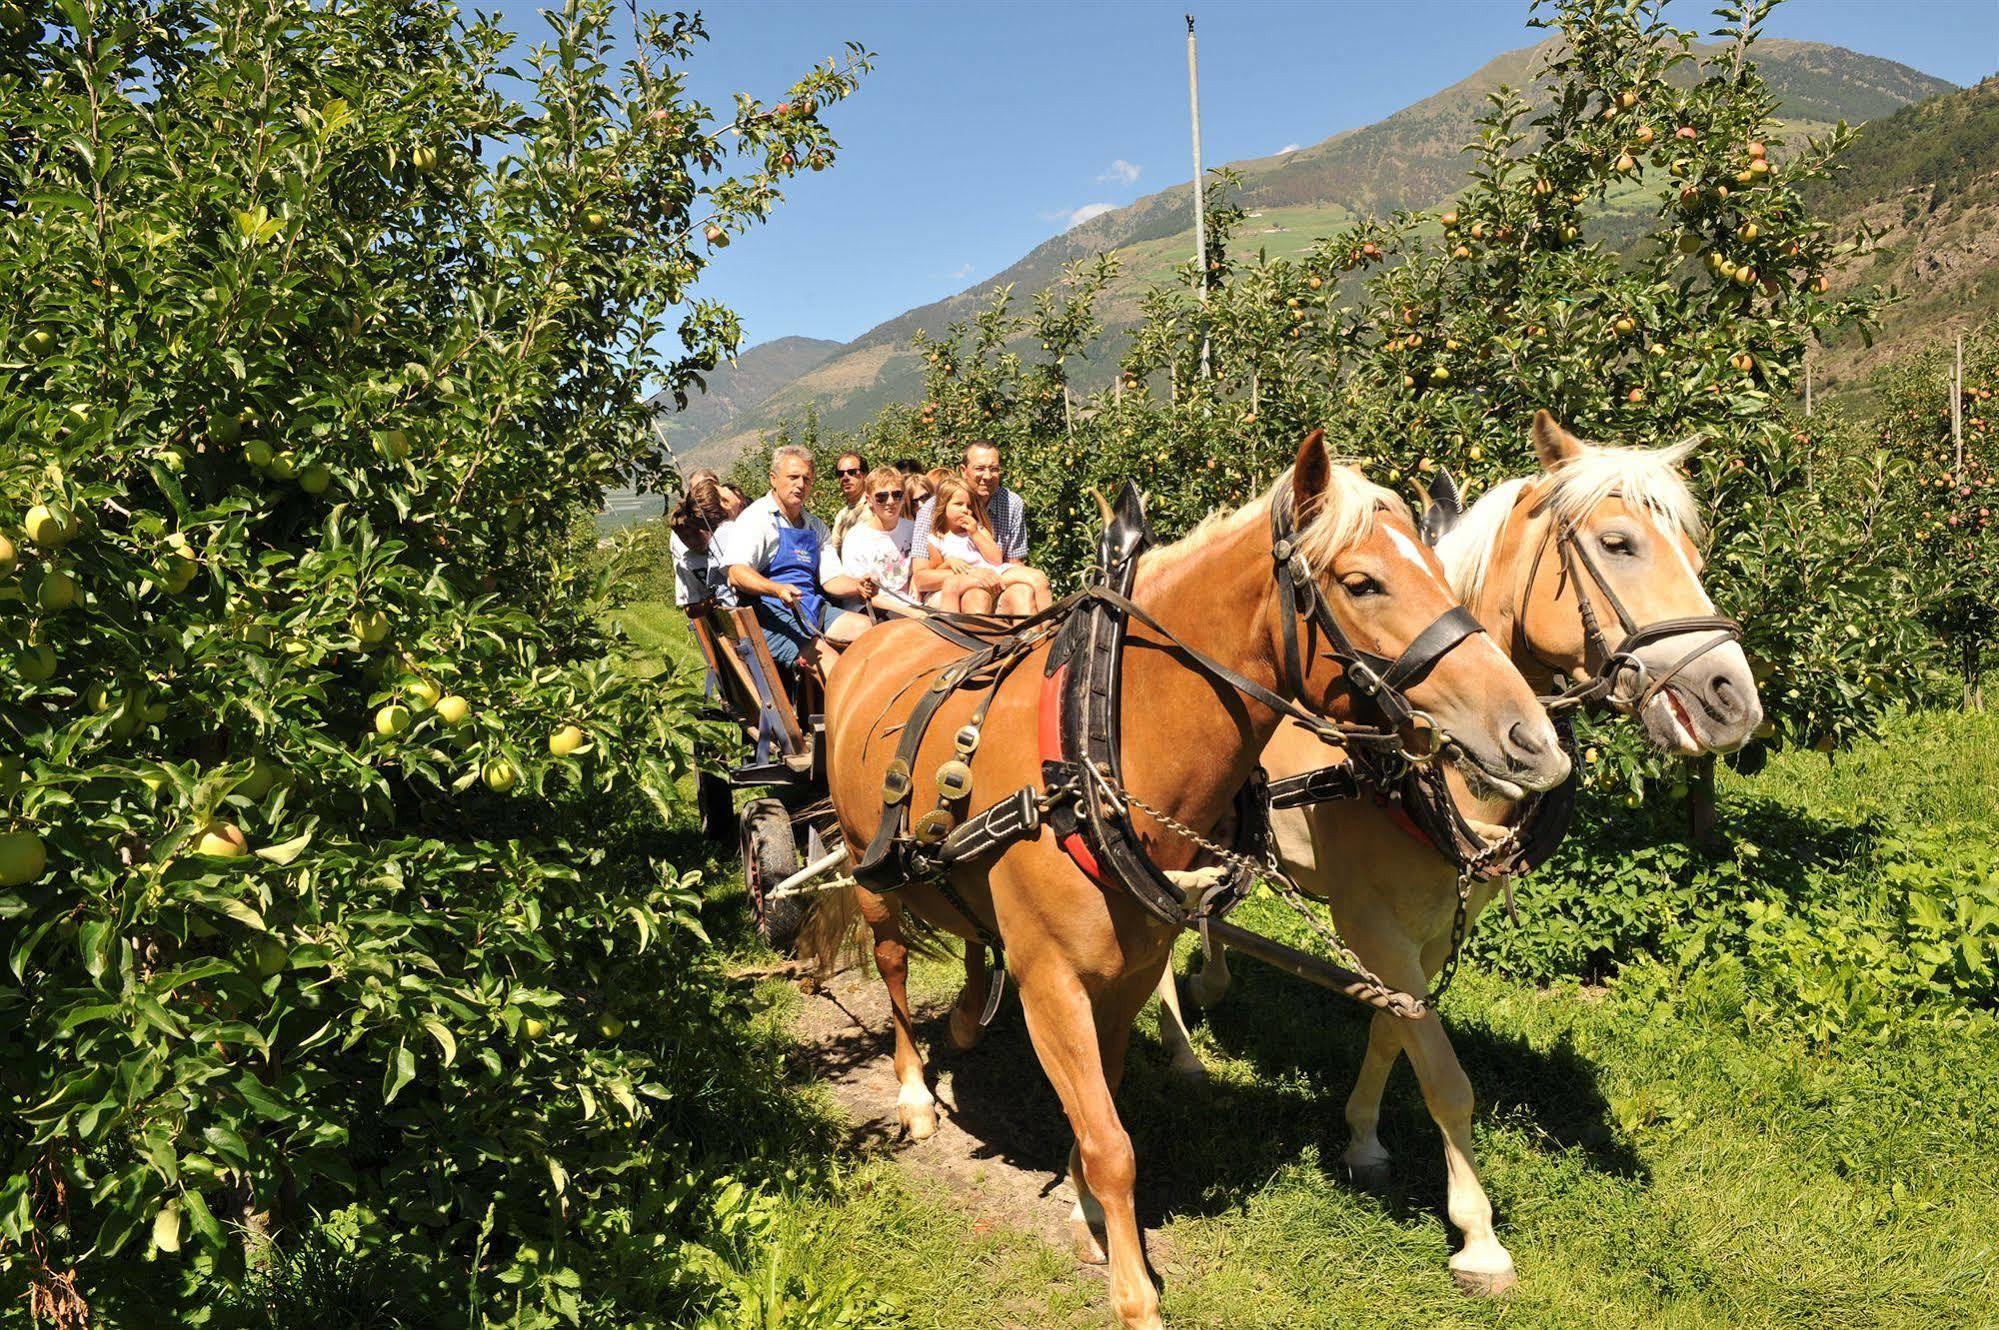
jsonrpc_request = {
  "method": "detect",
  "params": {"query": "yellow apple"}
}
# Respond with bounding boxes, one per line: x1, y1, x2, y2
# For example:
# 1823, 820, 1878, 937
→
374, 703, 412, 737
433, 695, 470, 727
482, 757, 518, 793
194, 821, 249, 858
548, 724, 586, 756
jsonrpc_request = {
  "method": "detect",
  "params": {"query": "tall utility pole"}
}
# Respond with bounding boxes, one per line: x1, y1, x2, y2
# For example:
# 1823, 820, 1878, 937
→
1187, 14, 1211, 379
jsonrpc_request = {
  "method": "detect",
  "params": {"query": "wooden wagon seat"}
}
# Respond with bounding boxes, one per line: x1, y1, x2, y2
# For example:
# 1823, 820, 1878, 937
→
699, 606, 809, 761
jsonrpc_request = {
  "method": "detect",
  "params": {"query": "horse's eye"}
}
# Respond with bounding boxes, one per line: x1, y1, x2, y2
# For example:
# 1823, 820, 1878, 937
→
1340, 574, 1383, 598
1600, 531, 1634, 555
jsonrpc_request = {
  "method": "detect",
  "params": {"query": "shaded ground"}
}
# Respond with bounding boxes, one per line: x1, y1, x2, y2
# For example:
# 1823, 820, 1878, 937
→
785, 960, 1133, 1267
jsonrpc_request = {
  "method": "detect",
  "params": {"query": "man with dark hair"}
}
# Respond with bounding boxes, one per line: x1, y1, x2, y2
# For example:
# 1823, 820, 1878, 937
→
829, 450, 868, 559
908, 440, 1049, 613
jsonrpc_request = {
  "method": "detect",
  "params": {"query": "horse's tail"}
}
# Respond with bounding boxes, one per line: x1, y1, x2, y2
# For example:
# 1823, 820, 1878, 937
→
799, 878, 961, 976
800, 882, 869, 977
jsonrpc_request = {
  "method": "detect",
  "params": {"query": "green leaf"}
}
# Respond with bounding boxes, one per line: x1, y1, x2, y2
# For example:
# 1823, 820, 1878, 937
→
420, 1017, 457, 1068
382, 1042, 416, 1105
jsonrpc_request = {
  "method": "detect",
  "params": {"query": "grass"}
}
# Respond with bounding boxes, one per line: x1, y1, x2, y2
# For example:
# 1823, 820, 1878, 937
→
719, 708, 1999, 1329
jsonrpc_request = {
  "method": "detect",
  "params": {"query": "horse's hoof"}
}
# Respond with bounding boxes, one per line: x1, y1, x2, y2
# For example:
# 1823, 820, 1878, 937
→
1343, 1153, 1392, 1192
1451, 1263, 1517, 1298
1069, 1218, 1109, 1265
946, 1007, 985, 1052
897, 1087, 939, 1141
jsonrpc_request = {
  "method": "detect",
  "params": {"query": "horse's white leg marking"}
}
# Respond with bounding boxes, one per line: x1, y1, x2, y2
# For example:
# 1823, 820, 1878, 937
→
1151, 965, 1207, 1080
1400, 1014, 1515, 1294
873, 923, 937, 1140
1341, 1009, 1402, 1185
1185, 939, 1231, 1008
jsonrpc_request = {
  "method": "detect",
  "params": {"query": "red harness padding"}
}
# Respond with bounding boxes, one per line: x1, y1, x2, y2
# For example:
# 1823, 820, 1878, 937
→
1039, 663, 1108, 886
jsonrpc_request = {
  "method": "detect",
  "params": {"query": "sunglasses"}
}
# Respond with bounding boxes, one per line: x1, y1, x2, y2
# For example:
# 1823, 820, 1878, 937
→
872, 489, 905, 502
836, 467, 864, 478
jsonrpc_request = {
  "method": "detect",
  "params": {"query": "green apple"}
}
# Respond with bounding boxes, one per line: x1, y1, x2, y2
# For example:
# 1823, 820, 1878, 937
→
547, 724, 585, 756
434, 695, 470, 727
16, 643, 56, 683
374, 703, 412, 737
0, 532, 14, 576
39, 568, 78, 612
298, 463, 332, 495
482, 758, 518, 793
24, 502, 75, 549
407, 678, 441, 711
0, 829, 43, 887
252, 936, 289, 976
352, 609, 390, 647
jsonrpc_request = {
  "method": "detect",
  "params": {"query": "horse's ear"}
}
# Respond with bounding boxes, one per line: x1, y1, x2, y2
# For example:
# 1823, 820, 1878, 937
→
1530, 409, 1584, 471
1292, 428, 1330, 518
1417, 468, 1464, 547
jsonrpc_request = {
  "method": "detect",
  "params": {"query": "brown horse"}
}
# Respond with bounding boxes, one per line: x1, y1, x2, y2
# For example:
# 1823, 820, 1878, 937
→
1156, 412, 1764, 1295
814, 431, 1570, 1330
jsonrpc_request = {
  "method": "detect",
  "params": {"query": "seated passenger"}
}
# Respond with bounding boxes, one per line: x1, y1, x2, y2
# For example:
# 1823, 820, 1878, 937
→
838, 466, 919, 615
908, 440, 1051, 614
720, 445, 876, 677
669, 471, 734, 611
914, 476, 1034, 613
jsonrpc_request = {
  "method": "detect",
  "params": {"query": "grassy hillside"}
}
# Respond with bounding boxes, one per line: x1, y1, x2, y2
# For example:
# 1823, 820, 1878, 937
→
1805, 78, 1999, 395
681, 38, 1952, 467
655, 334, 843, 473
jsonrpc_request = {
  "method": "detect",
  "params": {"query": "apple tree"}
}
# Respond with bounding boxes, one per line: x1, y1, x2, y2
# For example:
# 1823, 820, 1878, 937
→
0, 0, 867, 1322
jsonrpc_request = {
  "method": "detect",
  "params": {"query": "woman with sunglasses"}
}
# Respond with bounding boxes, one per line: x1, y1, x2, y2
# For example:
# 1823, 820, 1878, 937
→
837, 465, 918, 615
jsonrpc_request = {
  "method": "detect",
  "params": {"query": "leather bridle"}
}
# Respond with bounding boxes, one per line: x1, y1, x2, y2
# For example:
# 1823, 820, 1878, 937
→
1515, 499, 1741, 717
1269, 484, 1489, 765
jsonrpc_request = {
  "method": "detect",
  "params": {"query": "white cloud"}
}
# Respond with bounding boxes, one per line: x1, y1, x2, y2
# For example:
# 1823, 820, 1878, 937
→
1059, 202, 1117, 231
1097, 158, 1141, 185
945, 262, 974, 281
1276, 143, 1301, 155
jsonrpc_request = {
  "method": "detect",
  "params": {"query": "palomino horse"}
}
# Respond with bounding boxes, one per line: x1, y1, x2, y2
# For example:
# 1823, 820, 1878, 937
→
814, 431, 1571, 1330
1155, 411, 1764, 1295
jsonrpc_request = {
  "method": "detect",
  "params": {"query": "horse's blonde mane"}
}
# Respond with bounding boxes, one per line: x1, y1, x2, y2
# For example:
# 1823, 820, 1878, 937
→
1138, 464, 1408, 578
1436, 437, 1701, 603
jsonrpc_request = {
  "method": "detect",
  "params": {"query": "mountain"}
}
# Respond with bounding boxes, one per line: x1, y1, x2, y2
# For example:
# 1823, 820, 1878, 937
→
672, 39, 1955, 468
653, 334, 842, 472
1802, 78, 1999, 393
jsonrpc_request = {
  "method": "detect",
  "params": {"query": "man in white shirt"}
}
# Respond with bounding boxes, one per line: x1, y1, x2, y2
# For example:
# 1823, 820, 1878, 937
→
722, 446, 876, 675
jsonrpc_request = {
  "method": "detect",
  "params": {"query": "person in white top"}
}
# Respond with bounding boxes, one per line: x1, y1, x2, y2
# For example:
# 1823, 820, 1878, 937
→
837, 465, 920, 616
913, 475, 1045, 613
720, 446, 876, 675
668, 470, 736, 610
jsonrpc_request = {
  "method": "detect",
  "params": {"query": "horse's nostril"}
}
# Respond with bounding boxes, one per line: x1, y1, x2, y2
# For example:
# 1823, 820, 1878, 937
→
1507, 720, 1546, 761
1710, 673, 1741, 718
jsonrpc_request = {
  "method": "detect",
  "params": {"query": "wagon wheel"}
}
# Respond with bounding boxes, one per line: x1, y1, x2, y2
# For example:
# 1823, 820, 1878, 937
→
696, 770, 735, 843
739, 799, 807, 953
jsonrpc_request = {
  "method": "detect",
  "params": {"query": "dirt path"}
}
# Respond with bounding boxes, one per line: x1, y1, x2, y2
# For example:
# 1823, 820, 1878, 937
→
786, 962, 1103, 1256
779, 956, 1095, 1256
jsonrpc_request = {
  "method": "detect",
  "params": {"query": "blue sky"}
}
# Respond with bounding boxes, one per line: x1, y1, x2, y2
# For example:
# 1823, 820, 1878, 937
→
492, 0, 1995, 352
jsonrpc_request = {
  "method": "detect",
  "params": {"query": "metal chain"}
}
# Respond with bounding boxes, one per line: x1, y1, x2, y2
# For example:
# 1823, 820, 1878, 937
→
1094, 761, 1521, 1014
1089, 764, 1427, 1013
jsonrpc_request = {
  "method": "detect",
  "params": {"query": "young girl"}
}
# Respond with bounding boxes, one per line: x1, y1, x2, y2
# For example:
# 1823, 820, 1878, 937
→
917, 475, 1050, 613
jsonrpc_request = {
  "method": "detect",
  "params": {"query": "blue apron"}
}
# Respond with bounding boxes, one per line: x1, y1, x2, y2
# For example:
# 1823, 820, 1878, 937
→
753, 520, 827, 662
